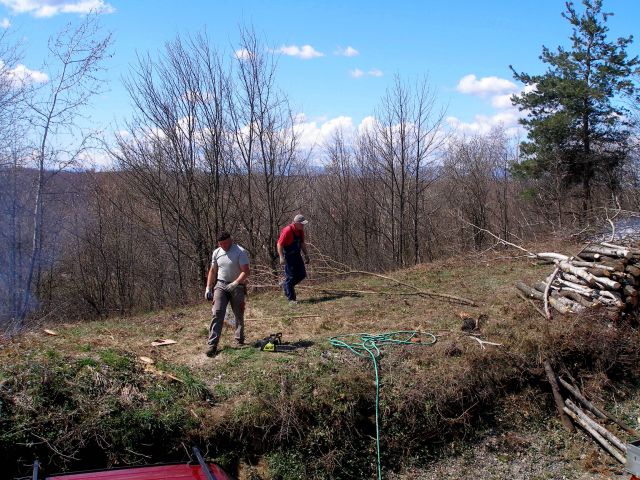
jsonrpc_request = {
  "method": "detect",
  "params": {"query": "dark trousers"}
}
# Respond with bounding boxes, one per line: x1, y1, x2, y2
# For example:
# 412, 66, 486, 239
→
283, 254, 306, 301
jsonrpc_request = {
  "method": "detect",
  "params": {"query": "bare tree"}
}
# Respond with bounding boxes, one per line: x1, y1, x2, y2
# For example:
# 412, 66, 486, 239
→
363, 75, 445, 266
316, 128, 357, 264
115, 33, 233, 292
5, 14, 112, 327
228, 27, 303, 266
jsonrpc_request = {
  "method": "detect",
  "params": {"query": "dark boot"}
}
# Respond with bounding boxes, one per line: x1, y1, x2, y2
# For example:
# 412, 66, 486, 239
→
205, 344, 218, 357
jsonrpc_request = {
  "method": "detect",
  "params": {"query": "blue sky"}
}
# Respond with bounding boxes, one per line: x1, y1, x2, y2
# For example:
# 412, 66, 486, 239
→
1, 0, 639, 165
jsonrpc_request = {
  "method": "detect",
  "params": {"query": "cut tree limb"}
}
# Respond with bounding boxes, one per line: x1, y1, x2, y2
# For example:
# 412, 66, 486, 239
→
516, 282, 572, 314
544, 266, 561, 319
563, 406, 626, 464
515, 291, 546, 319
465, 335, 503, 349
583, 245, 632, 260
557, 261, 597, 287
558, 377, 639, 436
565, 399, 627, 453
544, 360, 574, 432
345, 270, 477, 306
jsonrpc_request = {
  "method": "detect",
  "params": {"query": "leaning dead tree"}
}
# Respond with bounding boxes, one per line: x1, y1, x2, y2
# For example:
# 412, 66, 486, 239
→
250, 243, 477, 307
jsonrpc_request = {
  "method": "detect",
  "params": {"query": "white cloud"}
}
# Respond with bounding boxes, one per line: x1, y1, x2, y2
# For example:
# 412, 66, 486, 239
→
447, 110, 522, 136
2, 62, 49, 84
1, 17, 10, 28
234, 48, 253, 60
335, 46, 359, 57
350, 68, 383, 79
358, 115, 377, 135
293, 115, 355, 151
293, 115, 384, 158
0, 0, 115, 17
457, 74, 516, 96
491, 93, 514, 109
274, 44, 324, 59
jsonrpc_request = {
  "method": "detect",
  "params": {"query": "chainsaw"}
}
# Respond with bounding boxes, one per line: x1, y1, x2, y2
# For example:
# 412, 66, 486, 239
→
253, 332, 299, 352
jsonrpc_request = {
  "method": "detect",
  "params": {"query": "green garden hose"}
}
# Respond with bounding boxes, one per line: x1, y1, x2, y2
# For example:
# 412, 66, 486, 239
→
329, 331, 437, 480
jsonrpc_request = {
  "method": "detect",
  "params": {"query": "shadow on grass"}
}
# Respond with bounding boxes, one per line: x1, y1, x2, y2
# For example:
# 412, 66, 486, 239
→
302, 293, 362, 304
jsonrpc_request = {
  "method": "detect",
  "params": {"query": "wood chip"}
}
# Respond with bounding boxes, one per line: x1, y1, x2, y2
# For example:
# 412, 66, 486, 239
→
164, 373, 183, 383
43, 329, 58, 336
151, 339, 177, 347
138, 356, 155, 364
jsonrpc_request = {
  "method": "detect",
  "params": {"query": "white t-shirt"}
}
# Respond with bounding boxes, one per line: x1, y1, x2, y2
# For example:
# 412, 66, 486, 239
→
211, 244, 249, 282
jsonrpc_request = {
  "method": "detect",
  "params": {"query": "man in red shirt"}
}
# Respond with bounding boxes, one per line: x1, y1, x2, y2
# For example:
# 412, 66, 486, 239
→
277, 214, 310, 304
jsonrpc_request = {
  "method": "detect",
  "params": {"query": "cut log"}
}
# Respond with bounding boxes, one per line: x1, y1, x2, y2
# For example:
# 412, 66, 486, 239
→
614, 273, 638, 286
534, 282, 557, 293
624, 285, 638, 297
586, 268, 611, 278
600, 259, 627, 271
555, 278, 595, 296
537, 252, 570, 262
578, 252, 602, 261
562, 406, 626, 464
554, 295, 584, 312
558, 378, 607, 419
516, 282, 572, 314
592, 275, 621, 291
573, 261, 616, 271
565, 399, 627, 453
583, 245, 632, 260
626, 265, 640, 277
601, 242, 640, 255
557, 290, 595, 308
557, 261, 597, 286
552, 272, 586, 287
516, 282, 543, 300
557, 376, 638, 436
544, 361, 574, 432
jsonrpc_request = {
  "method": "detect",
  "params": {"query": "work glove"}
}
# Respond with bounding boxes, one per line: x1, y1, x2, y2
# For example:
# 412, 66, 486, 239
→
205, 287, 213, 301
304, 254, 310, 265
225, 281, 239, 292
279, 256, 285, 265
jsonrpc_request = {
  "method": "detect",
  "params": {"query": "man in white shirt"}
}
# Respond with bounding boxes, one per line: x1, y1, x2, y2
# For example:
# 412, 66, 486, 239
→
204, 232, 250, 357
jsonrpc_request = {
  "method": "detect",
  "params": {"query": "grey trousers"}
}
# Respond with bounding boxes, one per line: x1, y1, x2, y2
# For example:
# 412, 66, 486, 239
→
208, 281, 245, 347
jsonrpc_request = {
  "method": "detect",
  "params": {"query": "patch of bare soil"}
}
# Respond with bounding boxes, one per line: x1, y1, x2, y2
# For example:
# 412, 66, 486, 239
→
391, 427, 630, 480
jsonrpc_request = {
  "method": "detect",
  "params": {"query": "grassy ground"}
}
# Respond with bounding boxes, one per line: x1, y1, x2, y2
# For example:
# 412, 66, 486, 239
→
2, 241, 639, 479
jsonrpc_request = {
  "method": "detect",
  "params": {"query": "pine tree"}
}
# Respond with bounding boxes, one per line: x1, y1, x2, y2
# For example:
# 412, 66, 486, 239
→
511, 0, 639, 217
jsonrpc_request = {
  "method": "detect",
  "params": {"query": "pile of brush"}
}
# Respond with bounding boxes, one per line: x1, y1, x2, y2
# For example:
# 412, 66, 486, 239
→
516, 241, 640, 320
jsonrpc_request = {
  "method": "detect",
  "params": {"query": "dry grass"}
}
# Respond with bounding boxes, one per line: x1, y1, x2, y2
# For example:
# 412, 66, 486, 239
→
2, 240, 639, 479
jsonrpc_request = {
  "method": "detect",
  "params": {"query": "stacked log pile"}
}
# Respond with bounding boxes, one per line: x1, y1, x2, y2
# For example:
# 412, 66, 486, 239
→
516, 241, 640, 320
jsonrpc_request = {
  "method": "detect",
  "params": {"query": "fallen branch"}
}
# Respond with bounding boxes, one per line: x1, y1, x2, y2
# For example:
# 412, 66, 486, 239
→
464, 335, 503, 349
559, 377, 639, 437
244, 315, 321, 321
565, 399, 627, 453
563, 404, 626, 464
341, 270, 477, 306
516, 282, 572, 314
544, 360, 574, 432
544, 266, 561, 319
515, 291, 546, 319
